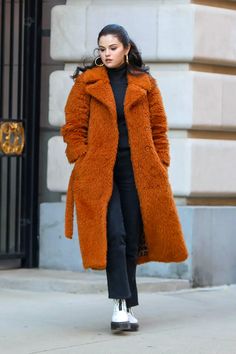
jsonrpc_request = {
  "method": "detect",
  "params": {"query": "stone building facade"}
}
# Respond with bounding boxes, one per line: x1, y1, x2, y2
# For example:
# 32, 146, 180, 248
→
39, 0, 236, 286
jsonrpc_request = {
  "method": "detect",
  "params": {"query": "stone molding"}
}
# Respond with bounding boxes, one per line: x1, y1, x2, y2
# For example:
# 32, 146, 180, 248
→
49, 69, 236, 131
51, 3, 236, 66
47, 136, 236, 196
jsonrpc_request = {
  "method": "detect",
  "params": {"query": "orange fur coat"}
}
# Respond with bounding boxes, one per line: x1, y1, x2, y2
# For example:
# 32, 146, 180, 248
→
61, 65, 188, 270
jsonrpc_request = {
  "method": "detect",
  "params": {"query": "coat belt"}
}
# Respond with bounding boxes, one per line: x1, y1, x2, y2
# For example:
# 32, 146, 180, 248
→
65, 170, 75, 238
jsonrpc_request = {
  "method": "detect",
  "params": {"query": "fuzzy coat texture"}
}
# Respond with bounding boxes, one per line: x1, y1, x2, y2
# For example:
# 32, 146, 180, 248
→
61, 65, 188, 270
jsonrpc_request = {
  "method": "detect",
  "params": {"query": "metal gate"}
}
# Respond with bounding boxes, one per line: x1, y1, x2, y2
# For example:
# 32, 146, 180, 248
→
0, 0, 42, 267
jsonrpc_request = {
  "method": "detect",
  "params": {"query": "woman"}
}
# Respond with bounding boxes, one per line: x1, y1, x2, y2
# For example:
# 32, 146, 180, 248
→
61, 24, 188, 333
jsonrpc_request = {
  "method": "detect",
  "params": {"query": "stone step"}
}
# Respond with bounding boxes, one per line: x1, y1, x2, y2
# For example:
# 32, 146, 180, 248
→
0, 268, 190, 294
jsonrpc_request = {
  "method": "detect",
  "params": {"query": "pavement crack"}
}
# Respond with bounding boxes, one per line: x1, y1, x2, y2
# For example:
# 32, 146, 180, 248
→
27, 337, 126, 354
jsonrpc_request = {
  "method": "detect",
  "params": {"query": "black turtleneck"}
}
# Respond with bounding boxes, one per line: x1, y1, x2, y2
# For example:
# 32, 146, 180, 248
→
107, 62, 129, 149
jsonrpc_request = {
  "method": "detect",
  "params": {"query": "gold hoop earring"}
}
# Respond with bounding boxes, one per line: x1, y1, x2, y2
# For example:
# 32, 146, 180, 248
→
126, 54, 129, 64
95, 56, 104, 67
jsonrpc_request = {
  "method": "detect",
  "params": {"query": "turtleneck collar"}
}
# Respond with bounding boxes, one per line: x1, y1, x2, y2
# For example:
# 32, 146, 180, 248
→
106, 62, 127, 72
106, 62, 127, 82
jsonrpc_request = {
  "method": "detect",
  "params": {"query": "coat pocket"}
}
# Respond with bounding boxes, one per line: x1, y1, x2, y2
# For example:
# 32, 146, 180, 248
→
74, 152, 88, 174
152, 149, 168, 177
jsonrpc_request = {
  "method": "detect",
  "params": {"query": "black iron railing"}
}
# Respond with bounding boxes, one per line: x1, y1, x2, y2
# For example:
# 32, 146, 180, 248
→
0, 0, 42, 267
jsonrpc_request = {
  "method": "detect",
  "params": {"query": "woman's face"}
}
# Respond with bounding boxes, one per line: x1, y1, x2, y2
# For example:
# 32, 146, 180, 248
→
98, 34, 130, 69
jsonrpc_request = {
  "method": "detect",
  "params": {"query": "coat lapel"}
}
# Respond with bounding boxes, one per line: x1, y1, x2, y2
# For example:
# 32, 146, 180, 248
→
125, 71, 151, 110
83, 66, 152, 116
84, 67, 116, 119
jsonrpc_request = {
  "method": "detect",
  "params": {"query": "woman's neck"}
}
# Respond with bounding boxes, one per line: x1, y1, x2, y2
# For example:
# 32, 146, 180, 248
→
106, 62, 127, 72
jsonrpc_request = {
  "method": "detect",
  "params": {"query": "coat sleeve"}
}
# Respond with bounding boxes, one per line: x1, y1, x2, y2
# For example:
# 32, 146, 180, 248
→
60, 74, 90, 163
148, 76, 170, 169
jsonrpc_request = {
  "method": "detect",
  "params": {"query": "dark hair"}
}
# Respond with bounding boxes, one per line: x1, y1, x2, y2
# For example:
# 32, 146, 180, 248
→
72, 24, 149, 80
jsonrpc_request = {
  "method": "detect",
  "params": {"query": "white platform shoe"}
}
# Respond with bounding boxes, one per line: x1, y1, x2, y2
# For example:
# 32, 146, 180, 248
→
126, 307, 139, 331
111, 299, 131, 331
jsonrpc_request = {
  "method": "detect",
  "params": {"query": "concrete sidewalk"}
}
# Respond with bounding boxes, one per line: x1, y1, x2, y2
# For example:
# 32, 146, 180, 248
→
0, 286, 236, 354
0, 280, 235, 353
0, 268, 190, 294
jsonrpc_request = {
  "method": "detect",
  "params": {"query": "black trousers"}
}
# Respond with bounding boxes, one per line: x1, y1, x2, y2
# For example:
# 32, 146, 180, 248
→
106, 147, 143, 308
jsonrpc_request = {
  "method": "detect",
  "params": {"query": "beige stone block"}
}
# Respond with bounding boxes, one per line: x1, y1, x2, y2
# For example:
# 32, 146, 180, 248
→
194, 5, 236, 65
192, 72, 222, 129
86, 5, 158, 61
50, 5, 86, 61
49, 69, 236, 130
169, 138, 192, 195
47, 136, 73, 192
155, 71, 236, 131
49, 69, 193, 129
51, 3, 158, 61
222, 76, 236, 129
47, 135, 189, 193
51, 3, 236, 66
47, 136, 236, 197
170, 138, 236, 197
49, 70, 73, 127
153, 71, 193, 129
190, 139, 236, 196
157, 5, 194, 61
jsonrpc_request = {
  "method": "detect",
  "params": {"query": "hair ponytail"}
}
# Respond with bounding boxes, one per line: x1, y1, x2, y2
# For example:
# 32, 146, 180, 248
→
72, 24, 149, 79
126, 39, 149, 75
